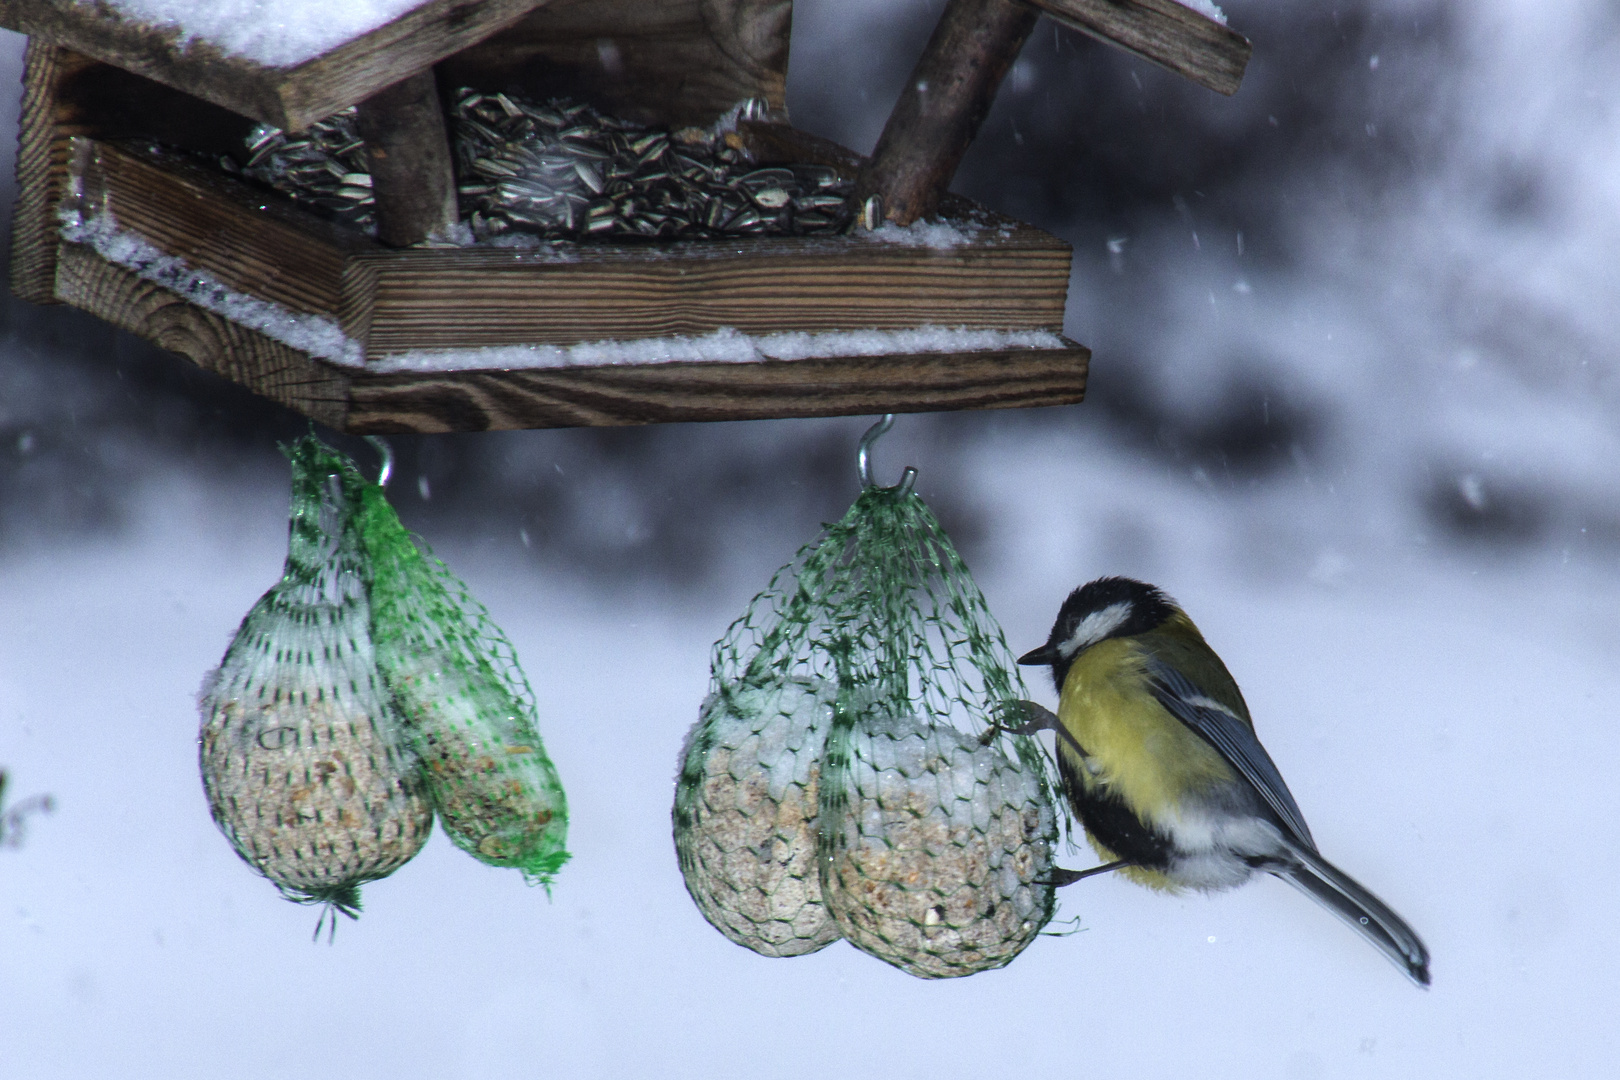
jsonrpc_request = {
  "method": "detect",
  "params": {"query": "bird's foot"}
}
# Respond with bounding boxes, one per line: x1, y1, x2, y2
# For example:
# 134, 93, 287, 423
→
983, 699, 1062, 743
1039, 860, 1133, 888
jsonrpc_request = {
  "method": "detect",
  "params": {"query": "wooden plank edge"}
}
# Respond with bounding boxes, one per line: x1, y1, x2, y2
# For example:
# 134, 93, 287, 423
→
65, 131, 1071, 359
45, 229, 1086, 433
51, 240, 353, 428
1027, 0, 1251, 96
9, 38, 66, 303
75, 138, 375, 321
344, 342, 1090, 432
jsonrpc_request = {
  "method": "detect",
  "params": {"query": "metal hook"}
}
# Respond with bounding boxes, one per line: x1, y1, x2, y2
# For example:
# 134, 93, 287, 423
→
362, 436, 393, 488
857, 414, 917, 495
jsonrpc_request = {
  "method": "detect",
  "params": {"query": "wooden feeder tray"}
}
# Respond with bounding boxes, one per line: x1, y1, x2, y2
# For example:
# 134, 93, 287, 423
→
4, 0, 1249, 433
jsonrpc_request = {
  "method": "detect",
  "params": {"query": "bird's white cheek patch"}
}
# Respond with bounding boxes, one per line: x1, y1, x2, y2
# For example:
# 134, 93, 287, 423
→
1059, 601, 1132, 657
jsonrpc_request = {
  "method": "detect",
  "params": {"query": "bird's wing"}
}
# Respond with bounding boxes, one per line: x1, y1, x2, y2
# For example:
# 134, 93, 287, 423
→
1145, 660, 1316, 850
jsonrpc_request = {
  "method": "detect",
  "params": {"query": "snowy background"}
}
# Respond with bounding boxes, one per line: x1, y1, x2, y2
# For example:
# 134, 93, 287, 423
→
4, 0, 1620, 1076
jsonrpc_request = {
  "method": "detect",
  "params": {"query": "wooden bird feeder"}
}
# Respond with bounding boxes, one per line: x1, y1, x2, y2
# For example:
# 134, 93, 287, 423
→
3, 0, 1249, 433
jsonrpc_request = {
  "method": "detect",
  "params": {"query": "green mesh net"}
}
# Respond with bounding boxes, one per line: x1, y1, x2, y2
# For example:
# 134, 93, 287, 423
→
675, 676, 841, 956
675, 482, 1062, 976
198, 437, 432, 928
357, 475, 569, 887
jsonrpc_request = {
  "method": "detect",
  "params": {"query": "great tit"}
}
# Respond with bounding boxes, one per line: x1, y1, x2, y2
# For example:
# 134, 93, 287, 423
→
1009, 576, 1431, 987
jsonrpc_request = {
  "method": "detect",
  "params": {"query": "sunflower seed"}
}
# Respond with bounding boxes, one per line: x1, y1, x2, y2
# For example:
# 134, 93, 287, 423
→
796, 193, 847, 211
630, 132, 667, 155
738, 168, 795, 190
572, 160, 604, 193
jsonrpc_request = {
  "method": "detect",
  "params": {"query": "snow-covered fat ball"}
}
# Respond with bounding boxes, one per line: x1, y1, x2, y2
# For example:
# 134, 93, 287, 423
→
674, 678, 841, 957
384, 653, 567, 882
196, 436, 432, 918
199, 694, 433, 907
819, 711, 1057, 979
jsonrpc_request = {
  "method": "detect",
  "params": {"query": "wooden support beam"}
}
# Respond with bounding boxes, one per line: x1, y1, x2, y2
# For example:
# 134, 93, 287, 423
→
856, 0, 1039, 228
354, 68, 459, 248
1027, 0, 1250, 96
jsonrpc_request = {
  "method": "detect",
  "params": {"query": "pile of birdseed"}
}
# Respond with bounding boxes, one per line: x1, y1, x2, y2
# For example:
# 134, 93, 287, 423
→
232, 91, 856, 242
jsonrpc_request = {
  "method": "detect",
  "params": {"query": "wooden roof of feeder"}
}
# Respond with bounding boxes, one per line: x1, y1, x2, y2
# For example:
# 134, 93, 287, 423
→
4, 0, 1250, 434
0, 0, 555, 131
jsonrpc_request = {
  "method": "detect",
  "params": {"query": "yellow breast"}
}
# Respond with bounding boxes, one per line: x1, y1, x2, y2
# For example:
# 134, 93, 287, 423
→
1057, 637, 1238, 827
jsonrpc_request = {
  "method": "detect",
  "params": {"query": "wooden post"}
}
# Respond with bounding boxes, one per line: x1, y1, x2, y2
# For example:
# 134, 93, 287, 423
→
10, 40, 68, 304
354, 67, 458, 248
855, 0, 1038, 227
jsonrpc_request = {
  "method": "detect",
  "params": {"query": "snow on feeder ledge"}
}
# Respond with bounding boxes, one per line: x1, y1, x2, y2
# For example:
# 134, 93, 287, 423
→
4, 0, 1247, 432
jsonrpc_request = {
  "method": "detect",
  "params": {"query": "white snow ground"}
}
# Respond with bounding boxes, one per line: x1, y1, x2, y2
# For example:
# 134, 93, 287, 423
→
6, 0, 1620, 1076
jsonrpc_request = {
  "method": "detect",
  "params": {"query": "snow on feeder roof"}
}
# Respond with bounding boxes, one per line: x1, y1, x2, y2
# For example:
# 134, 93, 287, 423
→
4, 0, 1249, 433
0, 0, 549, 130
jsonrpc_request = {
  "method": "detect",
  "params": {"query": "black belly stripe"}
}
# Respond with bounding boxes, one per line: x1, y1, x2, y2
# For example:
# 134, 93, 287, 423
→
1058, 751, 1173, 870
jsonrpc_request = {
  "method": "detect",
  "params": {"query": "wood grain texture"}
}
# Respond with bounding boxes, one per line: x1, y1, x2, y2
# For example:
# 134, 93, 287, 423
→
8, 40, 68, 303
1028, 0, 1250, 95
856, 0, 1038, 226
352, 229, 1069, 355
355, 68, 458, 247
72, 139, 378, 317
344, 343, 1088, 432
439, 0, 792, 129
52, 241, 353, 426
0, 0, 550, 130
70, 132, 1070, 358
63, 133, 1071, 360
5, 43, 260, 312
52, 235, 1085, 433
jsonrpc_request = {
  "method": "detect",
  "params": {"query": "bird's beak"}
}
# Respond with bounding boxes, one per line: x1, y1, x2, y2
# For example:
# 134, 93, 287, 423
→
1017, 645, 1058, 666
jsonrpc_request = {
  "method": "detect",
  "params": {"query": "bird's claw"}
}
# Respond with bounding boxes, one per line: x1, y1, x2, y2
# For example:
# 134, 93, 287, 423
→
1038, 860, 1133, 888
984, 699, 1061, 742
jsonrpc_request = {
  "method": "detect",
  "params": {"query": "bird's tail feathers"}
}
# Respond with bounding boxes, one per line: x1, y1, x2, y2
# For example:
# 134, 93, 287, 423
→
1273, 839, 1431, 988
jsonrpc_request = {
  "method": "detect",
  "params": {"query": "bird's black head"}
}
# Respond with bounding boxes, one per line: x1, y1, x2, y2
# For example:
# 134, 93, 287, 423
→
1017, 576, 1178, 691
